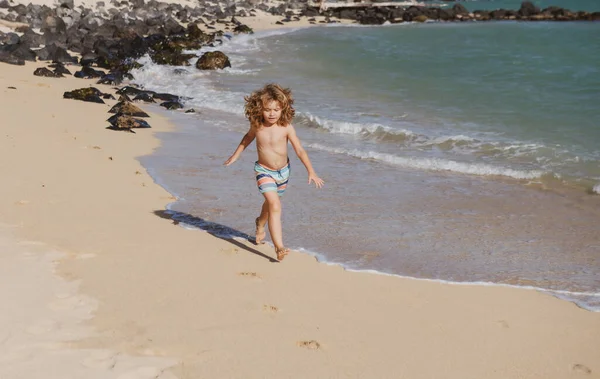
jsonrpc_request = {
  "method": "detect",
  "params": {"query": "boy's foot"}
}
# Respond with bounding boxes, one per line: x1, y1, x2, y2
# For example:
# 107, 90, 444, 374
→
275, 246, 290, 261
255, 217, 266, 245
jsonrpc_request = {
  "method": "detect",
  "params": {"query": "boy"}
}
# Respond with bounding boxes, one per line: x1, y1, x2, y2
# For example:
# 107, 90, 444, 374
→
224, 84, 324, 261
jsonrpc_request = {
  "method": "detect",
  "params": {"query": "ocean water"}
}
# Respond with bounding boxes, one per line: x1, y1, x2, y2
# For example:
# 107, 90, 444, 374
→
135, 19, 600, 311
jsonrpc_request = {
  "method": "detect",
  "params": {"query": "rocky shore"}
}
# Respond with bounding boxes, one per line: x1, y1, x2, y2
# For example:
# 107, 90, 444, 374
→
313, 1, 600, 24
1, 0, 598, 71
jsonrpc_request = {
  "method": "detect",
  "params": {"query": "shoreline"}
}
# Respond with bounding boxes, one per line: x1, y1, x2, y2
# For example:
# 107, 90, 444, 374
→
136, 25, 600, 313
1, 7, 600, 379
149, 123, 600, 314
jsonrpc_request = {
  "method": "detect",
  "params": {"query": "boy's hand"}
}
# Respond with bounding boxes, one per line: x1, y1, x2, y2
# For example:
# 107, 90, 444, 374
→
308, 174, 324, 189
224, 156, 237, 166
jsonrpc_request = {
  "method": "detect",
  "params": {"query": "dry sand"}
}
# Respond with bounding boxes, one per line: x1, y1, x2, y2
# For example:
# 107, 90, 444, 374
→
0, 227, 178, 378
238, 11, 355, 32
1, 6, 600, 379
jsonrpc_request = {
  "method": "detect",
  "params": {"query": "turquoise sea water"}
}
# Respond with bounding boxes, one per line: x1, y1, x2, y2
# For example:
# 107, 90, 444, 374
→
134, 19, 600, 310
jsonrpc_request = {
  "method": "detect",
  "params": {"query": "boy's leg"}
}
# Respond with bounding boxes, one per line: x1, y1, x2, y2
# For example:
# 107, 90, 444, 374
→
262, 191, 288, 260
255, 200, 268, 244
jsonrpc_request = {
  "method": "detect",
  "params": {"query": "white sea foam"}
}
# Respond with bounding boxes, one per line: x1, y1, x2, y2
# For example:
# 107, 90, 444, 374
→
298, 114, 566, 166
308, 143, 545, 180
501, 143, 545, 151
197, 27, 304, 57
429, 135, 476, 143
129, 54, 245, 114
128, 29, 312, 115
299, 112, 417, 141
415, 134, 479, 150
593, 183, 600, 194
222, 67, 259, 75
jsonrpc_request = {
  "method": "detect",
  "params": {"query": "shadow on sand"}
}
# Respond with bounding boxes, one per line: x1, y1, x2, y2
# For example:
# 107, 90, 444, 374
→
153, 209, 278, 263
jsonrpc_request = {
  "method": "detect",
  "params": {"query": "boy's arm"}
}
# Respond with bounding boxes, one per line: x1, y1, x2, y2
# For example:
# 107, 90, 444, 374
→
224, 127, 256, 166
288, 125, 324, 188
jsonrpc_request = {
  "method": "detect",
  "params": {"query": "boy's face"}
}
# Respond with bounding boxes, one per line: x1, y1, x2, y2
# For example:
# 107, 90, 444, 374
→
262, 100, 282, 127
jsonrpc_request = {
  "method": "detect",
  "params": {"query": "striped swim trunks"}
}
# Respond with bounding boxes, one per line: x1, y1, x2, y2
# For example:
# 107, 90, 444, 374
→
254, 160, 290, 196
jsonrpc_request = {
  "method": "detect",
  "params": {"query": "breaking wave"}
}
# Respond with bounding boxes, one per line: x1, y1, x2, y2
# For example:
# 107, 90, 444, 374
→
308, 143, 546, 180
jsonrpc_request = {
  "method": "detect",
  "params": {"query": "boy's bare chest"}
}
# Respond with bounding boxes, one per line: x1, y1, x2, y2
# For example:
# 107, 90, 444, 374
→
256, 127, 288, 147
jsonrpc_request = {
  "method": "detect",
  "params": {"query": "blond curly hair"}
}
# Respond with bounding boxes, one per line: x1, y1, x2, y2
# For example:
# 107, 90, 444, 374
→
244, 83, 295, 129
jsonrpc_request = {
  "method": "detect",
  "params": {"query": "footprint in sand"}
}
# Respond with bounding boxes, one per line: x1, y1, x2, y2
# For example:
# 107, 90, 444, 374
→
297, 340, 321, 350
496, 320, 510, 328
238, 272, 261, 279
572, 364, 592, 375
263, 304, 279, 313
220, 247, 239, 255
358, 251, 380, 264
81, 350, 118, 370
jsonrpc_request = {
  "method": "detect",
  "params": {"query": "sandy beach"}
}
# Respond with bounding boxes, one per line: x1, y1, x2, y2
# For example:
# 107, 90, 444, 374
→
1, 3, 600, 378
